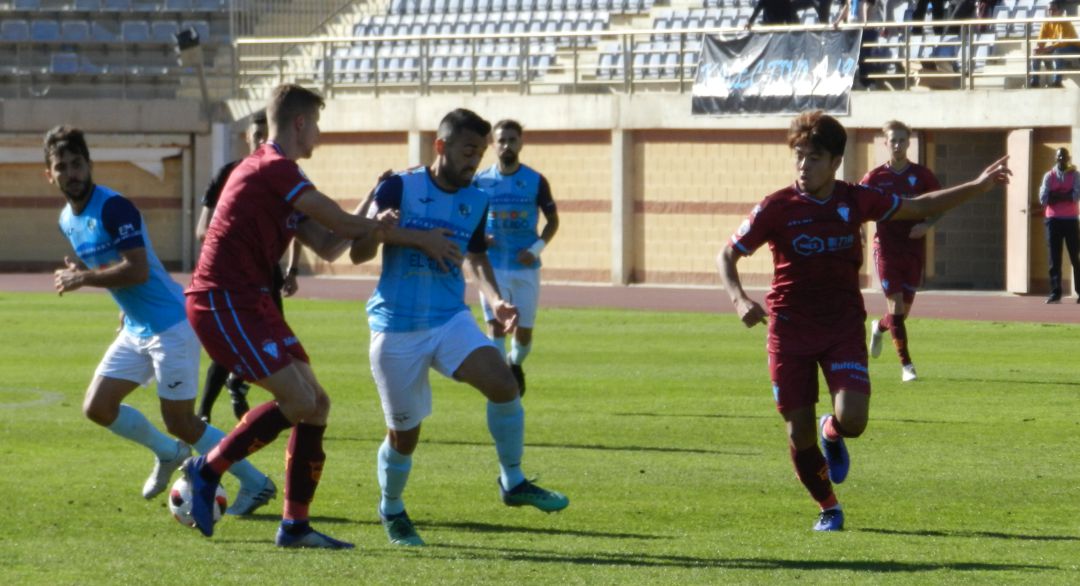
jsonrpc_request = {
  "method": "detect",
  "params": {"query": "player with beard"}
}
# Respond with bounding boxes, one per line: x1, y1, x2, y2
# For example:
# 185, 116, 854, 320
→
471, 119, 559, 396
350, 108, 570, 547
46, 125, 272, 513
717, 111, 1010, 532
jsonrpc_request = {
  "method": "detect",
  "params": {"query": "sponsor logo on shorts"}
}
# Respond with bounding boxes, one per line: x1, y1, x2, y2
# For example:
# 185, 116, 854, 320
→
392, 412, 410, 424
167, 380, 183, 389
828, 361, 868, 374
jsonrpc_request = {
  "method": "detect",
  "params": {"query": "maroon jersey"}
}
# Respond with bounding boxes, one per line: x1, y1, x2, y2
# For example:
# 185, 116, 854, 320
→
730, 181, 901, 353
860, 162, 940, 257
189, 142, 312, 301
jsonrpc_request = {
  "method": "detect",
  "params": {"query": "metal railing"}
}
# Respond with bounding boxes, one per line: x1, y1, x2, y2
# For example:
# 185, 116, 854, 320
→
234, 15, 1080, 98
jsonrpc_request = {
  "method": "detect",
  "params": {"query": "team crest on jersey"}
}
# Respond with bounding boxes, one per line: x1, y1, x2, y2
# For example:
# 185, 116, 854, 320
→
458, 203, 472, 217
86, 218, 97, 232
836, 203, 850, 222
262, 340, 279, 360
515, 179, 527, 189
908, 175, 917, 186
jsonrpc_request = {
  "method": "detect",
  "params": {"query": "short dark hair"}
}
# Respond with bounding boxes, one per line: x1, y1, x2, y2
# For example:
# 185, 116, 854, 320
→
788, 110, 847, 157
43, 125, 91, 166
494, 119, 523, 137
267, 84, 324, 129
437, 108, 492, 141
251, 109, 268, 127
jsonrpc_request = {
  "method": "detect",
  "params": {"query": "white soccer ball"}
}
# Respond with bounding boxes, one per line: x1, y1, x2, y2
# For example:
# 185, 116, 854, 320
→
168, 476, 228, 528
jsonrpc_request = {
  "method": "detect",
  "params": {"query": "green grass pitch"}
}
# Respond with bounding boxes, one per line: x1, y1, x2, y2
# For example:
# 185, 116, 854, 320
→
1, 291, 1079, 584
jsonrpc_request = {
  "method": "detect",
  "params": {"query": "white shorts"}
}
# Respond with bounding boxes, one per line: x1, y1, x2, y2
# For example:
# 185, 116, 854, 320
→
95, 320, 201, 401
480, 268, 540, 329
369, 310, 494, 431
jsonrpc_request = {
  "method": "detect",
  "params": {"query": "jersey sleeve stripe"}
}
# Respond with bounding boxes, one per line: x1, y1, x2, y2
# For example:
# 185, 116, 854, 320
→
284, 181, 313, 203
731, 239, 751, 255
880, 194, 901, 221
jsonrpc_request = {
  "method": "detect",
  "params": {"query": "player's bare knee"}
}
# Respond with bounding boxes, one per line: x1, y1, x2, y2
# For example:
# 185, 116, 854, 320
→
388, 427, 420, 454
280, 392, 318, 423
836, 415, 867, 438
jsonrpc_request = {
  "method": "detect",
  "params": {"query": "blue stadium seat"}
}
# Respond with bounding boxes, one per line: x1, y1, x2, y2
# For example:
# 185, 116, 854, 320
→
1, 21, 30, 42
91, 21, 115, 41
103, 0, 131, 10
194, 0, 221, 9
122, 21, 151, 42
51, 52, 80, 75
166, 0, 194, 10
151, 21, 179, 42
15, 0, 42, 9
31, 20, 61, 41
74, 0, 100, 9
61, 21, 91, 42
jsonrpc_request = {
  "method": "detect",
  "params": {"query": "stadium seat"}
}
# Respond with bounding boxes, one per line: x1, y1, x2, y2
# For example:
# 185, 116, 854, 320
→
166, 0, 194, 10
121, 21, 151, 42
91, 21, 115, 41
194, 0, 221, 10
15, 0, 43, 9
151, 21, 179, 43
74, 0, 100, 9
419, 0, 433, 13
61, 21, 91, 42
103, 0, 131, 10
1, 21, 30, 42
50, 52, 80, 75
30, 20, 61, 42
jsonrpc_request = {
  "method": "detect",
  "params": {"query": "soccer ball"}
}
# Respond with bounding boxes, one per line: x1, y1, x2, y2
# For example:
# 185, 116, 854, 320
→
168, 476, 227, 528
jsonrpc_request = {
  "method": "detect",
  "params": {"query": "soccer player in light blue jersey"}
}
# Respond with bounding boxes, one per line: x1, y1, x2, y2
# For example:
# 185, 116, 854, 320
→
47, 126, 274, 515
351, 109, 569, 547
472, 119, 559, 396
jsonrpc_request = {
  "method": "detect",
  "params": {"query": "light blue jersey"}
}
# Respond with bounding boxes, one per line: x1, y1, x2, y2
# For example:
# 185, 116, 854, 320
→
58, 185, 186, 337
367, 168, 490, 333
473, 164, 552, 270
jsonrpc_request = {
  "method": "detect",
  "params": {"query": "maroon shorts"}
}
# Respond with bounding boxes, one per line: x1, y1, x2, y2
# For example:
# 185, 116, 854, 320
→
186, 290, 309, 382
874, 245, 923, 303
768, 333, 871, 414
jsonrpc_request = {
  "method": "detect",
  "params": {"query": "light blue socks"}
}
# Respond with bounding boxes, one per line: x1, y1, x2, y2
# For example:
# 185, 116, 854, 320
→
107, 404, 178, 460
487, 397, 525, 490
378, 437, 412, 516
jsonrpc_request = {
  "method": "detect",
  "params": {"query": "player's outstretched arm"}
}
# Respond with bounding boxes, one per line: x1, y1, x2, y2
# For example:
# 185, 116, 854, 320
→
292, 188, 382, 240
893, 155, 1011, 221
54, 248, 149, 295
466, 251, 518, 333
717, 245, 767, 328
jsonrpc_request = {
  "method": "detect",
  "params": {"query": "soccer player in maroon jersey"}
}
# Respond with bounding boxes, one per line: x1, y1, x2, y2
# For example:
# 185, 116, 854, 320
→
860, 120, 942, 382
717, 111, 1010, 532
182, 84, 460, 548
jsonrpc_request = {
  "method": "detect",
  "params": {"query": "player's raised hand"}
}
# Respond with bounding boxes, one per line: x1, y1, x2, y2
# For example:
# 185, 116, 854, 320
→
492, 298, 519, 334
415, 228, 463, 272
975, 155, 1011, 191
735, 297, 767, 328
54, 256, 84, 296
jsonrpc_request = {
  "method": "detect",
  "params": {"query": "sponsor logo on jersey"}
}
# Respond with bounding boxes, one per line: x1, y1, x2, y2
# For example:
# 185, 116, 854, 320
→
793, 235, 825, 256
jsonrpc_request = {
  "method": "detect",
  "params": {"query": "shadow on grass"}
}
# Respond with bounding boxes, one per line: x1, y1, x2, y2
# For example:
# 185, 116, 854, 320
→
613, 412, 775, 421
424, 543, 1057, 572
930, 377, 1080, 388
856, 527, 1080, 542
328, 436, 759, 456
426, 520, 664, 540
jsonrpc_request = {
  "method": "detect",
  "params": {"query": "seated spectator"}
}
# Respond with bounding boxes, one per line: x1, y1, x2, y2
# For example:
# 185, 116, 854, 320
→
1030, 0, 1080, 88
912, 0, 945, 35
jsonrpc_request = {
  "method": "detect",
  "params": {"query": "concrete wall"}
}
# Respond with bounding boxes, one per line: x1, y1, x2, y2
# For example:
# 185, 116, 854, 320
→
3, 90, 1080, 293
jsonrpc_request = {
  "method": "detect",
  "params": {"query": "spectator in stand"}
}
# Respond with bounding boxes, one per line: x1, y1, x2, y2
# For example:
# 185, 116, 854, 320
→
746, 0, 800, 29
1038, 147, 1080, 303
1030, 0, 1080, 88
834, 0, 888, 89
912, 0, 945, 35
